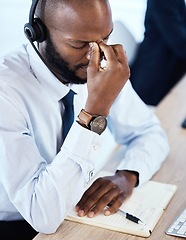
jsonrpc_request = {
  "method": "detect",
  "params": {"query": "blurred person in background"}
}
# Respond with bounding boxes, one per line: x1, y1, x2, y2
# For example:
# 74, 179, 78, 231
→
130, 0, 186, 106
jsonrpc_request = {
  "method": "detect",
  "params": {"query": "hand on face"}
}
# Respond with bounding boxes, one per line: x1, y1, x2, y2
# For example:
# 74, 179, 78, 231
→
85, 42, 130, 117
75, 170, 137, 218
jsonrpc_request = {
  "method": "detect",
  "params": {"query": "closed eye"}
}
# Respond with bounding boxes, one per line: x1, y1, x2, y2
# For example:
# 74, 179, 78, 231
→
70, 31, 112, 50
71, 43, 87, 50
103, 36, 110, 41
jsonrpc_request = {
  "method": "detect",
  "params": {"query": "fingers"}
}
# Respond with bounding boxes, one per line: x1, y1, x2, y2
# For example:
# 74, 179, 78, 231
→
99, 42, 127, 66
76, 177, 123, 218
76, 178, 101, 213
111, 44, 128, 65
89, 188, 122, 217
88, 42, 127, 71
88, 42, 100, 73
77, 178, 118, 217
76, 178, 111, 217
104, 195, 126, 216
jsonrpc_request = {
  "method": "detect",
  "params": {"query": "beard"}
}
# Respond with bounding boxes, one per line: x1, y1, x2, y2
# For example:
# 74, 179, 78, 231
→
44, 36, 87, 84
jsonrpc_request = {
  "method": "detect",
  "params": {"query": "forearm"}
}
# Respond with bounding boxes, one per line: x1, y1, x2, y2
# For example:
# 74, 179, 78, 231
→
0, 122, 102, 233
117, 128, 169, 186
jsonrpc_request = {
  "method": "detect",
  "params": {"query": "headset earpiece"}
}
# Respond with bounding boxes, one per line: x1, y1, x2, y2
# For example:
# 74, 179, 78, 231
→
24, 0, 67, 82
24, 18, 47, 43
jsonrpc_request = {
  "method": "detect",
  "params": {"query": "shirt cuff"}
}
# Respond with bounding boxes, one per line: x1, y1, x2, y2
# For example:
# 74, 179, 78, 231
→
62, 121, 102, 183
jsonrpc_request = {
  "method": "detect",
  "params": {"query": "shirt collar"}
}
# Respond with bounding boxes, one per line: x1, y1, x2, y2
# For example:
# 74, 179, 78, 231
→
26, 43, 77, 101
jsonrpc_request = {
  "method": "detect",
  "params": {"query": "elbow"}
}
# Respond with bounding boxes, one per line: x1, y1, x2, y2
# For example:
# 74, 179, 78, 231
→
29, 204, 66, 234
32, 218, 63, 234
159, 132, 170, 163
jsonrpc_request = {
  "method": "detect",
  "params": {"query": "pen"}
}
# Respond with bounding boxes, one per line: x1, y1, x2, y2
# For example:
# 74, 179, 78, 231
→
117, 209, 145, 225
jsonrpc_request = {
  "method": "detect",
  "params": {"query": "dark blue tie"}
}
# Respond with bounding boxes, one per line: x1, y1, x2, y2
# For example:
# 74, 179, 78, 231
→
62, 90, 75, 139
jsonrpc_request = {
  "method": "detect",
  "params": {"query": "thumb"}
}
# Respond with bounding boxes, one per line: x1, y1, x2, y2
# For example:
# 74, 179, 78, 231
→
88, 42, 100, 71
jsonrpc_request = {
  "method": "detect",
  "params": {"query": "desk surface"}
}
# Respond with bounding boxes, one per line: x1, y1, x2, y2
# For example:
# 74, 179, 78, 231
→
34, 75, 186, 240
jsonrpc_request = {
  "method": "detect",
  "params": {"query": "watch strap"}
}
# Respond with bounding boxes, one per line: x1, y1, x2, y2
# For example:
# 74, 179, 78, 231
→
78, 109, 97, 128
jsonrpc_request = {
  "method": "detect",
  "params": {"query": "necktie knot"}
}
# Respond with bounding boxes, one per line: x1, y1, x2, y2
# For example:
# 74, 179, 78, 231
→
62, 89, 75, 140
62, 89, 75, 107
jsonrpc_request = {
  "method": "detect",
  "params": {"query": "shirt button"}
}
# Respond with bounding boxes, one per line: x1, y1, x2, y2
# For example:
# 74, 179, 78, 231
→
89, 171, 94, 180
93, 145, 100, 151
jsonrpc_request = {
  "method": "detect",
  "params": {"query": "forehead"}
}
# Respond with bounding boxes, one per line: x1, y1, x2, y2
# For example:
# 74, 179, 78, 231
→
47, 0, 113, 41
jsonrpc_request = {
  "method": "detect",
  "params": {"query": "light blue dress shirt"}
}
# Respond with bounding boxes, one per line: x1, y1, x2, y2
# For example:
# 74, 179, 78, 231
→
0, 44, 169, 233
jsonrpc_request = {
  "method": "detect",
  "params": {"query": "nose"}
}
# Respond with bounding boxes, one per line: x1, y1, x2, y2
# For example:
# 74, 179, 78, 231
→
85, 36, 109, 62
85, 39, 105, 60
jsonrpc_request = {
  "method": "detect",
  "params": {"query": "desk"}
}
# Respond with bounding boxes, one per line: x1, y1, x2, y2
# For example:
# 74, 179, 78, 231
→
34, 75, 186, 240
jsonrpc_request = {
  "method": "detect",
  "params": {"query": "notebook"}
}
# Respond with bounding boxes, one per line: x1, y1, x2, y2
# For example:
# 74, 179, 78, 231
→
66, 171, 177, 237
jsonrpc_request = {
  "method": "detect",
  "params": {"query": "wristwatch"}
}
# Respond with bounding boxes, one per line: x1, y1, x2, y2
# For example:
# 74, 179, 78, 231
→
78, 109, 107, 135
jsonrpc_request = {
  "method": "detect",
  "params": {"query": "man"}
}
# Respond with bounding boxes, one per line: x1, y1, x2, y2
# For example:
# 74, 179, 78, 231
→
130, 0, 186, 106
0, 0, 169, 239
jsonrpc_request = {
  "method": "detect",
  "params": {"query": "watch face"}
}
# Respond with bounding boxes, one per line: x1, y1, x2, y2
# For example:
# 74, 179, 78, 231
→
90, 116, 107, 135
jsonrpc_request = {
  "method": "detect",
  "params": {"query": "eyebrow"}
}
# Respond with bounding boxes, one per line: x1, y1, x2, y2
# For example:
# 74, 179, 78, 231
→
68, 29, 113, 44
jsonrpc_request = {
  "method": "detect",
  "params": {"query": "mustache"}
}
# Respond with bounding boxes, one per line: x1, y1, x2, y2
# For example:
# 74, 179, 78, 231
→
74, 64, 88, 71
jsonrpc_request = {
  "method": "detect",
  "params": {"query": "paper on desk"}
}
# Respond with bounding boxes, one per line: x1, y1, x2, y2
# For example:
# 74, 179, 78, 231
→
66, 171, 177, 238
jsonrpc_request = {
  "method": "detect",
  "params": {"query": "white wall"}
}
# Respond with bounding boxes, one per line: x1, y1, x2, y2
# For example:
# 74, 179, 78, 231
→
109, 0, 147, 42
0, 0, 147, 57
0, 0, 30, 57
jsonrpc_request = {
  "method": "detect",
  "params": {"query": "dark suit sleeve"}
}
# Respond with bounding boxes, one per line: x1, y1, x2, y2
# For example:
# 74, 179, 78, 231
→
151, 0, 186, 59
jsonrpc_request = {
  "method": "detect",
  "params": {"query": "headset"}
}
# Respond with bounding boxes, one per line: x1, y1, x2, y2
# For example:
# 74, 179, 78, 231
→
24, 0, 69, 82
24, 0, 47, 43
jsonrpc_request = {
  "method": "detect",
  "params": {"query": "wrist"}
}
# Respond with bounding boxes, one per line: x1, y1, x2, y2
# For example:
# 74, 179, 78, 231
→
116, 170, 139, 187
85, 102, 109, 117
77, 109, 107, 135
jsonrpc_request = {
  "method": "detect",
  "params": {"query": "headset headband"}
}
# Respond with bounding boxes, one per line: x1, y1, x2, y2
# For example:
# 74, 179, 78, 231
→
24, 0, 46, 42
29, 0, 40, 25
24, 0, 69, 83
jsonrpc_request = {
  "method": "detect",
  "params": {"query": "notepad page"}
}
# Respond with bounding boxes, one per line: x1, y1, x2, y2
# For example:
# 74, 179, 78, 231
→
118, 181, 177, 234
66, 172, 177, 237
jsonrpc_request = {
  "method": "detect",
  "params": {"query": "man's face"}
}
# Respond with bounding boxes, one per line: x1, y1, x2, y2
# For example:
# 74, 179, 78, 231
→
42, 0, 113, 84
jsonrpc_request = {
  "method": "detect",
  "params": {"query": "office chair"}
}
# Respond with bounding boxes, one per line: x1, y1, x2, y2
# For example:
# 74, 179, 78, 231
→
109, 20, 138, 65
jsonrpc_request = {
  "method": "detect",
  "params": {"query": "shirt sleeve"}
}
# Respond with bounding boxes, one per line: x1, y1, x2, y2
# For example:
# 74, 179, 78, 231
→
108, 81, 170, 185
0, 95, 102, 233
